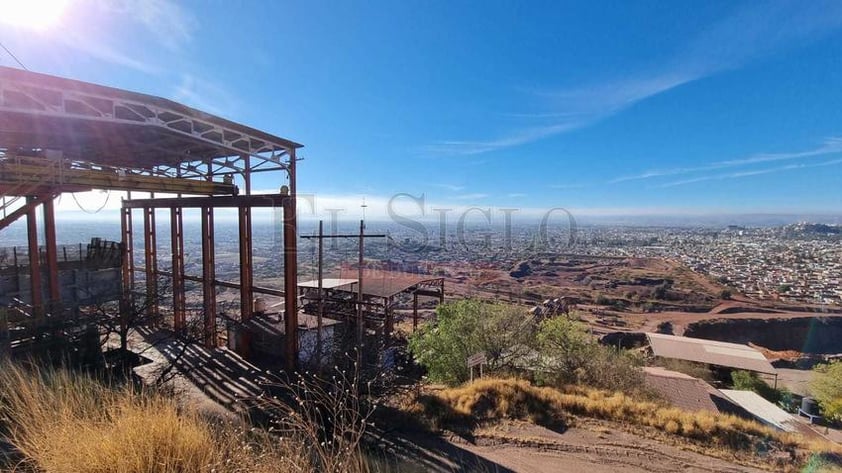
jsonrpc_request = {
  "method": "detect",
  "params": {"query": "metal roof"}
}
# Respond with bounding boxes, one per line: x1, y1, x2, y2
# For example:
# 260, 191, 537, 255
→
720, 390, 799, 432
298, 278, 358, 290
0, 66, 301, 170
300, 271, 444, 299
646, 332, 776, 374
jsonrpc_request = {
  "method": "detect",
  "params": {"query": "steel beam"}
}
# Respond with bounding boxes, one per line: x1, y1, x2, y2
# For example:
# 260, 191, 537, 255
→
123, 194, 290, 209
26, 197, 43, 313
0, 160, 237, 195
0, 193, 55, 232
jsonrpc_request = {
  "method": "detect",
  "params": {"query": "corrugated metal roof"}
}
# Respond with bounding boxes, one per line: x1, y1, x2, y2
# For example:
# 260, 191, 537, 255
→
646, 332, 776, 374
720, 390, 799, 432
298, 278, 358, 290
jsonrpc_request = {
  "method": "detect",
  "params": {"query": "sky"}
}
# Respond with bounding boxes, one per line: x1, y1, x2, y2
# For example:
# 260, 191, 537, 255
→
2, 0, 842, 222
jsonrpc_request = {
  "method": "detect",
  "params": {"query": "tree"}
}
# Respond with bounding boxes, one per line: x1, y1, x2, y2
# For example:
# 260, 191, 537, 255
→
731, 370, 782, 403
536, 316, 643, 392
408, 299, 536, 385
811, 361, 842, 422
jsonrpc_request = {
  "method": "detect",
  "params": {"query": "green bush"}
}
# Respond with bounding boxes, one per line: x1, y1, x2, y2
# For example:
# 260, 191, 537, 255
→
731, 370, 782, 403
811, 361, 842, 422
408, 299, 536, 385
537, 317, 644, 393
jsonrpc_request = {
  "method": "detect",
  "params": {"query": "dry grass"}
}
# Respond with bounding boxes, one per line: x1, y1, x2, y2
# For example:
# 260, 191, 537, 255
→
409, 377, 842, 457
0, 361, 369, 473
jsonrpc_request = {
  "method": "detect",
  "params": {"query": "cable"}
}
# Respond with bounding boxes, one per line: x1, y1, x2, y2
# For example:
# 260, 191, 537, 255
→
71, 190, 111, 214
0, 40, 29, 70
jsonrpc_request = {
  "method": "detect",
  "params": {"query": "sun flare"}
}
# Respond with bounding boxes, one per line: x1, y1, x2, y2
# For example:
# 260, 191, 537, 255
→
0, 0, 69, 31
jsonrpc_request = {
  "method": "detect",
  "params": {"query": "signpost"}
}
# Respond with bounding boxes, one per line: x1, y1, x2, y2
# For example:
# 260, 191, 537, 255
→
467, 351, 487, 382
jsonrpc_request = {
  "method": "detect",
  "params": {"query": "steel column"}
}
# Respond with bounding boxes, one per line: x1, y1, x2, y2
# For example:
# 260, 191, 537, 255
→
170, 206, 185, 331
143, 206, 158, 324
239, 206, 253, 322
202, 162, 217, 347
26, 197, 43, 312
42, 198, 60, 305
120, 204, 133, 344
282, 148, 298, 371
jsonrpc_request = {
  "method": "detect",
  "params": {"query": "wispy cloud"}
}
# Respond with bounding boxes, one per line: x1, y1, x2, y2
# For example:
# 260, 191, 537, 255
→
656, 158, 842, 188
454, 193, 489, 200
428, 123, 578, 155
611, 137, 842, 183
60, 32, 160, 75
433, 183, 466, 192
125, 0, 198, 50
431, 1, 842, 156
507, 193, 527, 198
54, 0, 196, 73
172, 74, 240, 116
549, 183, 585, 190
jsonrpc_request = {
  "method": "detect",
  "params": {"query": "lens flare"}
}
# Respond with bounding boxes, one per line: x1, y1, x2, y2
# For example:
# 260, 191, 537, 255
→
0, 0, 70, 31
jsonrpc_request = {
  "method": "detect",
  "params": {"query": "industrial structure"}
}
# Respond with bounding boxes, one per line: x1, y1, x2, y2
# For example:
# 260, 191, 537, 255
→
0, 66, 301, 368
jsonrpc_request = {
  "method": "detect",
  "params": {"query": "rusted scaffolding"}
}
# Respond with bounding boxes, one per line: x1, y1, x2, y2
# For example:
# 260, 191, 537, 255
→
0, 66, 302, 369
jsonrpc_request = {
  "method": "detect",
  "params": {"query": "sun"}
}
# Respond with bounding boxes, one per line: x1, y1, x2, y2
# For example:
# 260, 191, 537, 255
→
0, 0, 70, 31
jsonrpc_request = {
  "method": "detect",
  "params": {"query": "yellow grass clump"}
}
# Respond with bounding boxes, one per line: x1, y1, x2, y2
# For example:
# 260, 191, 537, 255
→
0, 362, 317, 473
410, 377, 842, 455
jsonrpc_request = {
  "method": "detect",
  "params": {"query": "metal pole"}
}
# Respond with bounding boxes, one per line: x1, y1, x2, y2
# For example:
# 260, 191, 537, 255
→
317, 220, 324, 363
282, 148, 299, 371
357, 219, 365, 348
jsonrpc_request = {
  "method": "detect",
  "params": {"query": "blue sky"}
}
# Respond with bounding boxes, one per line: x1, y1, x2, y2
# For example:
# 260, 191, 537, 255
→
2, 0, 842, 220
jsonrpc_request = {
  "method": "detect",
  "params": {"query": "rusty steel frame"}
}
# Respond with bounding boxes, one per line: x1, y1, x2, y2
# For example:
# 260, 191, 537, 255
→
123, 162, 299, 366
2, 67, 302, 371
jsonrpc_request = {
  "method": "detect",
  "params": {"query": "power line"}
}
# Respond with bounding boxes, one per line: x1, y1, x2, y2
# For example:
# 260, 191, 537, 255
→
0, 40, 29, 70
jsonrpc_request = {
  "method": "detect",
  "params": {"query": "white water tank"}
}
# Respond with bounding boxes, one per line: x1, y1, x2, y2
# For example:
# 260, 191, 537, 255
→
254, 297, 267, 314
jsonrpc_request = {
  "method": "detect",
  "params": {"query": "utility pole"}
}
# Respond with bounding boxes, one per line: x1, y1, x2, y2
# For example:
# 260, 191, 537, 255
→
301, 220, 386, 358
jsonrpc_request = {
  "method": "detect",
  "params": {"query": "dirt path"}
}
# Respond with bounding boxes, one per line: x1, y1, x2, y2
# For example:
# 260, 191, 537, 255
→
452, 421, 770, 473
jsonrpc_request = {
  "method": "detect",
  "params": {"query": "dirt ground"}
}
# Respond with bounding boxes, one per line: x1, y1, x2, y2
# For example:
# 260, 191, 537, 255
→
452, 420, 770, 473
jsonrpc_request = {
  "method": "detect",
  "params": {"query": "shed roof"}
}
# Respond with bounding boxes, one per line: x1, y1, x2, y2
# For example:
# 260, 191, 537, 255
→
720, 389, 799, 432
646, 332, 776, 374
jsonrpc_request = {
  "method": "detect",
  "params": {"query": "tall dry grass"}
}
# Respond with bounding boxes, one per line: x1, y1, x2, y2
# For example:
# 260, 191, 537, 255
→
409, 377, 842, 456
0, 361, 371, 473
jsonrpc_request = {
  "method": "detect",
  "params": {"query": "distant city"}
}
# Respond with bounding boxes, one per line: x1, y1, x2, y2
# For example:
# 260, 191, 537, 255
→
2, 218, 839, 306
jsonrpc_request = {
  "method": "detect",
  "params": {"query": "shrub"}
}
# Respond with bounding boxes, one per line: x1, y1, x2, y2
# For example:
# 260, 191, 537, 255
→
811, 361, 842, 422
408, 299, 536, 385
731, 370, 783, 403
536, 317, 645, 393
